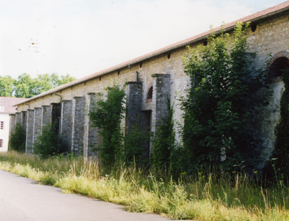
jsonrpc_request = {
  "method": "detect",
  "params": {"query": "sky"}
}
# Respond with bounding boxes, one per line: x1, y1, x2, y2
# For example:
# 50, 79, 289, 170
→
0, 0, 287, 80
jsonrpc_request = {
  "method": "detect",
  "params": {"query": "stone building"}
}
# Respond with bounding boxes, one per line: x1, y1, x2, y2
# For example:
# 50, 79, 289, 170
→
11, 2, 289, 166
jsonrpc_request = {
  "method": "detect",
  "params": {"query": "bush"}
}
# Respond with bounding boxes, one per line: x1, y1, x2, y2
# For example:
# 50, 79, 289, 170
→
9, 123, 26, 152
34, 122, 67, 158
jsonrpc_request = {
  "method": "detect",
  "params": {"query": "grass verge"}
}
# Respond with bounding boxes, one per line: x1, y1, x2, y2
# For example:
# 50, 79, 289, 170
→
0, 151, 288, 220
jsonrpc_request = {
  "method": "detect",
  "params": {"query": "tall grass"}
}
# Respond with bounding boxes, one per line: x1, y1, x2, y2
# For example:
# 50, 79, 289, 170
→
0, 151, 288, 220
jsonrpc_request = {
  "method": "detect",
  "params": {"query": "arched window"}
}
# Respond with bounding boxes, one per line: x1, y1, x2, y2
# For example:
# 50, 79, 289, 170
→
268, 57, 289, 83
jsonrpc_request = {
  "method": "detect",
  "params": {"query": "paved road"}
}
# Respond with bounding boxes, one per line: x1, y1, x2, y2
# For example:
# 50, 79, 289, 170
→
0, 170, 169, 221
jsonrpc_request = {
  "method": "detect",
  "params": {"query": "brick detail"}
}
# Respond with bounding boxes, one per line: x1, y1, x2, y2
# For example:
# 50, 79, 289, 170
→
269, 51, 289, 65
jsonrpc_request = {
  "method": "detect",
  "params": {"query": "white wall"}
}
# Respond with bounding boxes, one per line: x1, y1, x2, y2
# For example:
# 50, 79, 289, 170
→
0, 113, 10, 152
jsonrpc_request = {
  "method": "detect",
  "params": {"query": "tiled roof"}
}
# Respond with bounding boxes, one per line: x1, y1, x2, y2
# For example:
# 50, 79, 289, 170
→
15, 1, 289, 106
0, 97, 27, 114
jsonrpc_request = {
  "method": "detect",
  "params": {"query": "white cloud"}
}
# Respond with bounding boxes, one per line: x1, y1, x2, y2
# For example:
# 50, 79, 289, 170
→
0, 0, 282, 79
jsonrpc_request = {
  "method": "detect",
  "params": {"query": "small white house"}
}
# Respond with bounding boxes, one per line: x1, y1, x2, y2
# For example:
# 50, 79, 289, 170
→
0, 97, 27, 152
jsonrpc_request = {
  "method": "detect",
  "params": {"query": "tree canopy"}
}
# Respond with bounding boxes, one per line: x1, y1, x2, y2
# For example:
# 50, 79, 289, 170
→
0, 73, 76, 98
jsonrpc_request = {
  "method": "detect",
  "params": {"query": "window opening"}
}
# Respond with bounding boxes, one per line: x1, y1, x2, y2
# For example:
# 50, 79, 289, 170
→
0, 121, 3, 129
251, 24, 257, 32
0, 139, 2, 147
146, 86, 153, 102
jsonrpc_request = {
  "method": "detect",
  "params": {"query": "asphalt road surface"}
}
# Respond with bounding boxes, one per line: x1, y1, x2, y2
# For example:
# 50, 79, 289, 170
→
0, 170, 169, 221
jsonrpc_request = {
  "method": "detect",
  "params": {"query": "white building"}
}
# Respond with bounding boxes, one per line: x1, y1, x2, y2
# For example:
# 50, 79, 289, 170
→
0, 97, 26, 152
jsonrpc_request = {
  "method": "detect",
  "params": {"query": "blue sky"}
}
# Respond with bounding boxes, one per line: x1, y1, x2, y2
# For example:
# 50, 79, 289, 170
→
0, 0, 287, 79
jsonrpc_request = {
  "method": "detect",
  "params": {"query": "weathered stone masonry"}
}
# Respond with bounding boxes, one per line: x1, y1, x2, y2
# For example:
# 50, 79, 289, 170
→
72, 97, 86, 155
60, 100, 73, 153
10, 2, 289, 169
26, 109, 34, 153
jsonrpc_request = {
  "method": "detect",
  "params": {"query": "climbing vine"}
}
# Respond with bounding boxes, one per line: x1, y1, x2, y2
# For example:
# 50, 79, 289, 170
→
181, 22, 270, 173
152, 98, 175, 169
88, 83, 126, 167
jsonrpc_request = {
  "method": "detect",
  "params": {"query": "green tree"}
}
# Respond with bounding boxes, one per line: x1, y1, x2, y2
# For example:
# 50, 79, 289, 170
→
181, 22, 270, 173
0, 73, 76, 98
0, 76, 15, 97
88, 83, 126, 167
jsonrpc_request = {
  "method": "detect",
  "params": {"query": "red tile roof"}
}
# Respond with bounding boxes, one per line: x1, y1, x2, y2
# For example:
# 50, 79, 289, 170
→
0, 97, 27, 114
16, 1, 289, 106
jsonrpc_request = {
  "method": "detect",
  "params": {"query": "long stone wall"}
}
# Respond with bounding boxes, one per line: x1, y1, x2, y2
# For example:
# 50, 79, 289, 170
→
12, 10, 288, 167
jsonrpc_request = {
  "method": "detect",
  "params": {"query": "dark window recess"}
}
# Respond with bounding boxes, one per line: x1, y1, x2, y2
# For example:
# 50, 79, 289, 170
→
251, 24, 257, 32
99, 77, 101, 81
0, 121, 3, 129
167, 54, 171, 59
203, 41, 208, 46
118, 71, 120, 75
0, 139, 2, 147
140, 62, 142, 68
146, 86, 153, 102
51, 103, 61, 135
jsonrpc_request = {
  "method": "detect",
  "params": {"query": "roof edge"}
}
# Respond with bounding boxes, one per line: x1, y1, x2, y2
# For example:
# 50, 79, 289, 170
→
15, 1, 289, 106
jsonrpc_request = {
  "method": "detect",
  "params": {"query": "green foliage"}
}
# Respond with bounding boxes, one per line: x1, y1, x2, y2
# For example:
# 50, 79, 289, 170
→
9, 123, 26, 152
181, 22, 270, 173
88, 83, 126, 167
123, 123, 151, 165
34, 122, 67, 158
0, 73, 76, 98
0, 76, 15, 97
152, 98, 175, 169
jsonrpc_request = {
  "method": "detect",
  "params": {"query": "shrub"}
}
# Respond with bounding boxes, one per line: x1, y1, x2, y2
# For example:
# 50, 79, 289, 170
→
34, 122, 67, 158
9, 123, 26, 152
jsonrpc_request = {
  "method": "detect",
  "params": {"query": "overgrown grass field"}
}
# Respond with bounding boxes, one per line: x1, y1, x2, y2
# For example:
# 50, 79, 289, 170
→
0, 152, 288, 220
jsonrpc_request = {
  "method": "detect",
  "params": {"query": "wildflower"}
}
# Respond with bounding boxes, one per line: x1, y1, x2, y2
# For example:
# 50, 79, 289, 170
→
198, 172, 202, 175
138, 171, 142, 174
254, 171, 258, 174
212, 201, 216, 204
202, 175, 205, 178
190, 194, 193, 197
142, 185, 145, 189
232, 171, 236, 174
